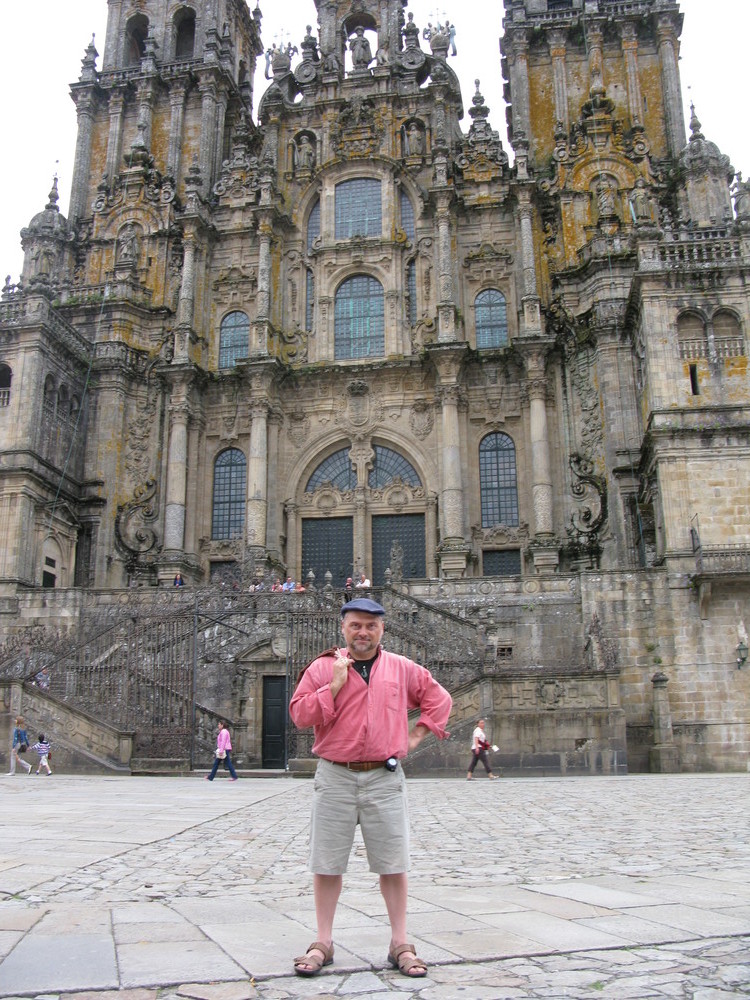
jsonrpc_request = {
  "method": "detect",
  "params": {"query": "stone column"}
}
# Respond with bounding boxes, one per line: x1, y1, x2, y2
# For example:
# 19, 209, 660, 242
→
656, 14, 686, 157
517, 191, 542, 335
438, 384, 464, 541
506, 32, 531, 142
69, 89, 97, 224
527, 355, 553, 538
284, 501, 298, 578
436, 207, 454, 342
619, 21, 644, 128
136, 78, 157, 151
246, 401, 269, 549
586, 26, 604, 94
252, 220, 272, 356
425, 493, 438, 577
353, 488, 367, 578
164, 392, 190, 551
198, 77, 218, 195
175, 231, 197, 360
167, 80, 188, 180
547, 29, 569, 133
213, 90, 229, 182
649, 671, 680, 772
104, 89, 127, 186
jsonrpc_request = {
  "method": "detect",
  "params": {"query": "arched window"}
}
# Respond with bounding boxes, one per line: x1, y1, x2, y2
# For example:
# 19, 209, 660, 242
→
406, 259, 417, 326
335, 179, 382, 238
307, 199, 320, 251
335, 275, 384, 360
219, 311, 250, 369
43, 375, 56, 418
0, 364, 11, 407
212, 449, 246, 539
174, 7, 196, 59
306, 448, 357, 492
400, 189, 415, 241
475, 289, 508, 349
56, 385, 70, 423
677, 311, 706, 360
712, 310, 745, 358
125, 15, 149, 67
368, 446, 421, 488
479, 432, 519, 527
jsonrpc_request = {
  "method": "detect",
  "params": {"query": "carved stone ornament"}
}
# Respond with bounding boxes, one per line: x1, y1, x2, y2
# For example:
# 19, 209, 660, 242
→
287, 407, 310, 447
335, 380, 383, 431
369, 479, 426, 512
409, 399, 434, 439
301, 484, 355, 512
114, 479, 161, 567
330, 97, 384, 159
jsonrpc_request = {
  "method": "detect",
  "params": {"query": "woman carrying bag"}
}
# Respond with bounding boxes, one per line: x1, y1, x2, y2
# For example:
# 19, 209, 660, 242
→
7, 716, 32, 775
205, 720, 238, 781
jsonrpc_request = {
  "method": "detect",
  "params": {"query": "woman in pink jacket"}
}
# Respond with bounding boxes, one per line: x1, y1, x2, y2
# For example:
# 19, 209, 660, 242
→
205, 720, 238, 781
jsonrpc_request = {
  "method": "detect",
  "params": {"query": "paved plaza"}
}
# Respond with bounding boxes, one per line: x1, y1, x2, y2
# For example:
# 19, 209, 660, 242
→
0, 772, 748, 998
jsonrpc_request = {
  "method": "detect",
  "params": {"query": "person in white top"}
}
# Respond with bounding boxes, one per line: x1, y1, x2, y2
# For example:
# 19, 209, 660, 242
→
355, 572, 371, 588
467, 719, 498, 780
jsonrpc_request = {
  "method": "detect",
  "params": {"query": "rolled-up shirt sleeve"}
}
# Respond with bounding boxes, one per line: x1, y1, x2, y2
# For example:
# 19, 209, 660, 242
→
408, 663, 452, 740
289, 663, 338, 728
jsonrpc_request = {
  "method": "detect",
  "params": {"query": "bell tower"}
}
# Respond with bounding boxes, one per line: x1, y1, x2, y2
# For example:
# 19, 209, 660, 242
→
68, 0, 263, 226
313, 0, 407, 76
501, 0, 686, 169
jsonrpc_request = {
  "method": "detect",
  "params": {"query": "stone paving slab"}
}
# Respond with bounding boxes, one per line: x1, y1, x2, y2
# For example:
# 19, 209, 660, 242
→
0, 774, 749, 998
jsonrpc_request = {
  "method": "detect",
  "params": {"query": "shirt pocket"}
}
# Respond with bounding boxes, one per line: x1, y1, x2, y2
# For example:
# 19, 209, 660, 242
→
381, 681, 402, 713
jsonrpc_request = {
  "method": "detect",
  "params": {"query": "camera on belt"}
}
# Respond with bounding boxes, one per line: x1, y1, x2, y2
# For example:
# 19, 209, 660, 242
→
384, 756, 398, 772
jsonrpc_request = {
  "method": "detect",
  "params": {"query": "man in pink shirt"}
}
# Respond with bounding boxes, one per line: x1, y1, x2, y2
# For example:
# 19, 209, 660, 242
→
289, 597, 452, 979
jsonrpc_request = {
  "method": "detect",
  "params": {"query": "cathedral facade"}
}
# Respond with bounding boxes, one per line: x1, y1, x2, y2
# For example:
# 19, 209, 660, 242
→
1, 0, 748, 772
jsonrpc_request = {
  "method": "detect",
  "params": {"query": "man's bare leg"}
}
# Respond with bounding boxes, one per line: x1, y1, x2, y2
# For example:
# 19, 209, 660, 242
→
379, 872, 421, 971
295, 873, 342, 972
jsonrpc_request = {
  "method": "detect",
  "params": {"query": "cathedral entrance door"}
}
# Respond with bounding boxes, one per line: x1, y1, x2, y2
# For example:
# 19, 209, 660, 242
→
301, 516, 353, 588
371, 513, 425, 585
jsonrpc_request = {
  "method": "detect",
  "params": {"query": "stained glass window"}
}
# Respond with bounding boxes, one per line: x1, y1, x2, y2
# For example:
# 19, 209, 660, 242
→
368, 446, 421, 488
212, 449, 246, 539
334, 275, 385, 359
306, 448, 357, 492
475, 289, 508, 349
307, 199, 320, 250
335, 179, 382, 238
219, 311, 250, 369
407, 259, 417, 326
479, 432, 518, 527
400, 189, 415, 241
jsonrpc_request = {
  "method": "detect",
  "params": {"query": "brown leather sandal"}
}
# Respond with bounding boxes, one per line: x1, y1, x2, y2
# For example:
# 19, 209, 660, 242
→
293, 940, 334, 977
387, 942, 428, 977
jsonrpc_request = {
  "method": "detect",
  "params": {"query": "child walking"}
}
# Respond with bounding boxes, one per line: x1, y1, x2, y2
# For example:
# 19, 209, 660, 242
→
31, 734, 52, 775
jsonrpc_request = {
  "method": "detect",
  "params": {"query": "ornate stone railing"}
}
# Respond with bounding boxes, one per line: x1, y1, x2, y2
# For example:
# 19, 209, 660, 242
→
695, 544, 750, 577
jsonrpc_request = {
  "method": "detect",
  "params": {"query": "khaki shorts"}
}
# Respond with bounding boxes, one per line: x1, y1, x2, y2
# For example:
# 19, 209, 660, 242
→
309, 759, 410, 875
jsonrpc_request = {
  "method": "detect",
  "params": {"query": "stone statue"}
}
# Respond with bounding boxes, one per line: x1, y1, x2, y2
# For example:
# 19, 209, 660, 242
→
629, 178, 653, 224
389, 539, 404, 584
295, 134, 315, 171
117, 224, 140, 266
350, 27, 373, 70
732, 172, 750, 219
404, 122, 424, 156
596, 179, 617, 220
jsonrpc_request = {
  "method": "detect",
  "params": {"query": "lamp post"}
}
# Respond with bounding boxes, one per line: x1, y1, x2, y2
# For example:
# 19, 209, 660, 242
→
737, 638, 748, 669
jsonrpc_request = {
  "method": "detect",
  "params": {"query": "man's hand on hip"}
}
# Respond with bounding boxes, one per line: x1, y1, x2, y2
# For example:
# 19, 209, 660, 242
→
408, 723, 429, 752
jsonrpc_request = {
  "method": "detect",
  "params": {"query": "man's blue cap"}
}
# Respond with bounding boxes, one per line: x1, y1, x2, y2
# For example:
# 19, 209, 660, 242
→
341, 597, 385, 617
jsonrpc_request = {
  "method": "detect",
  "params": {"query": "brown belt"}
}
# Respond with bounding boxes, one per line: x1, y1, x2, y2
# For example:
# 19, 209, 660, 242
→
325, 759, 384, 772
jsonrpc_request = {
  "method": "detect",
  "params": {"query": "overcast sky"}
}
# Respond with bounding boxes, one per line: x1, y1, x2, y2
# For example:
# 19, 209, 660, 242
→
1, 1, 747, 282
